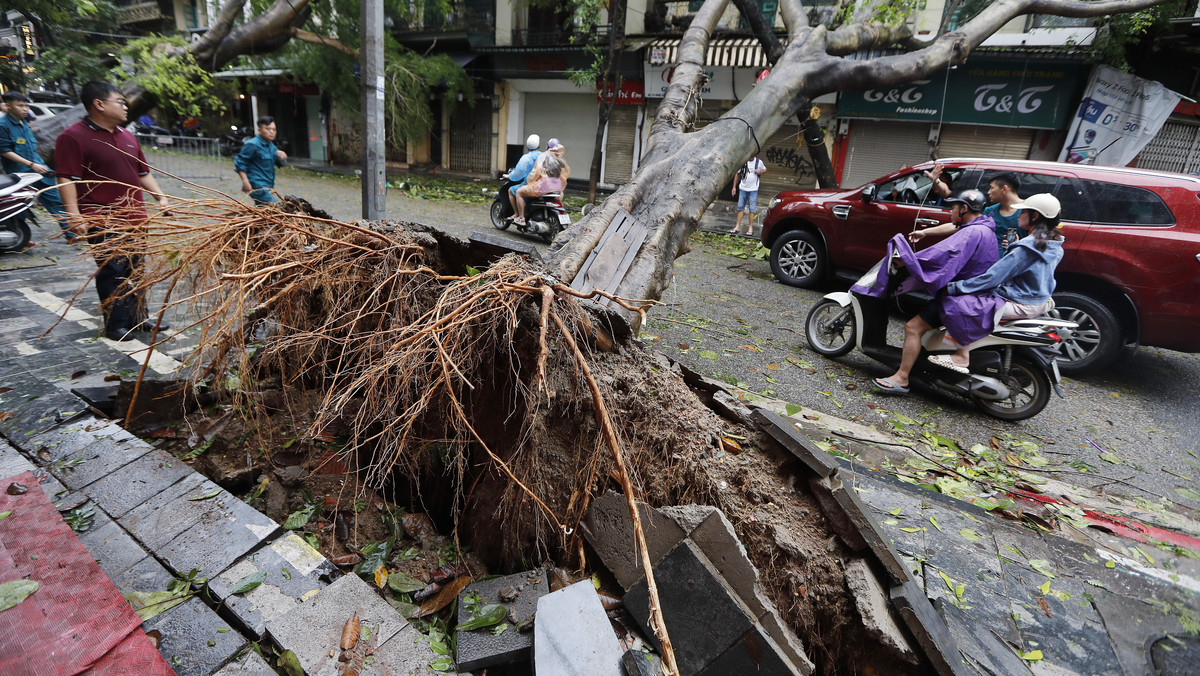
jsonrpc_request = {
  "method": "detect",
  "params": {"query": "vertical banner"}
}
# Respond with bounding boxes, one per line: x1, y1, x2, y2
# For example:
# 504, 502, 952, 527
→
1058, 65, 1181, 166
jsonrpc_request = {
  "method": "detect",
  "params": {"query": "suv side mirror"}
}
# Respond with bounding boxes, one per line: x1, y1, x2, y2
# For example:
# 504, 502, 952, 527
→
862, 184, 876, 203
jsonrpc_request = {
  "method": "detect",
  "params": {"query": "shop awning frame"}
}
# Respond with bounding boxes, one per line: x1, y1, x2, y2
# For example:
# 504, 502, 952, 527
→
645, 37, 775, 68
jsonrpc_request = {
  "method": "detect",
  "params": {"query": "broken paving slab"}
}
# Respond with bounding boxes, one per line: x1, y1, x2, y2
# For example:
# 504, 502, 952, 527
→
456, 568, 550, 672
844, 558, 917, 664
369, 623, 445, 675
52, 434, 156, 490
752, 408, 839, 478
152, 487, 278, 579
625, 540, 806, 676
621, 650, 662, 676
208, 532, 333, 638
82, 448, 194, 518
24, 415, 128, 459
808, 472, 910, 586
935, 600, 1032, 676
581, 490, 686, 590
79, 511, 153, 581
534, 580, 624, 676
0, 383, 86, 442
211, 648, 277, 676
888, 580, 973, 676
143, 595, 248, 676
268, 571, 409, 676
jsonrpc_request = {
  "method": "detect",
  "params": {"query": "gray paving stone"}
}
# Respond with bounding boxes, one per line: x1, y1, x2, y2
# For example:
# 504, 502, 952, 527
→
582, 490, 686, 590
889, 579, 973, 676
845, 558, 917, 663
153, 488, 278, 580
370, 623, 445, 676
79, 512, 150, 580
625, 541, 799, 675
210, 649, 277, 676
208, 533, 330, 638
456, 568, 549, 671
268, 571, 409, 676
144, 596, 248, 676
53, 435, 155, 490
0, 439, 37, 478
0, 380, 84, 441
119, 472, 214, 550
534, 581, 624, 676
82, 448, 194, 518
27, 416, 127, 460
936, 600, 1032, 676
695, 623, 801, 676
621, 650, 663, 676
110, 555, 177, 596
752, 408, 839, 478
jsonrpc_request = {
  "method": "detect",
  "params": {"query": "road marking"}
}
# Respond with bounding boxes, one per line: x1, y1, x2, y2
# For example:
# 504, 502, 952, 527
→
79, 337, 184, 376
17, 287, 95, 322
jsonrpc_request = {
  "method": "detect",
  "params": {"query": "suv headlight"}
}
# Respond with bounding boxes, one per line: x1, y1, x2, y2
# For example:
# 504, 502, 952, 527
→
768, 197, 781, 210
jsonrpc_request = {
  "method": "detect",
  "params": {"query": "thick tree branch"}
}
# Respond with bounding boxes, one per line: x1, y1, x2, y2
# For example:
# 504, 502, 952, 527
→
210, 0, 313, 70
188, 0, 248, 67
732, 0, 784, 62
825, 23, 914, 55
645, 0, 731, 149
290, 28, 359, 58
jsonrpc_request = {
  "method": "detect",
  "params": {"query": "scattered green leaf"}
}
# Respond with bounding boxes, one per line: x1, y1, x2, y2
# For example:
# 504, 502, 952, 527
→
784, 403, 802, 416
231, 571, 267, 595
457, 603, 506, 631
283, 504, 318, 530
188, 488, 222, 501
388, 571, 426, 594
1020, 649, 1043, 661
959, 528, 982, 543
0, 579, 39, 612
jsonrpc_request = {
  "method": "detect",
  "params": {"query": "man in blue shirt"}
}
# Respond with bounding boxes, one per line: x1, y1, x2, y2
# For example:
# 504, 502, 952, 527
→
984, 172, 1022, 252
505, 134, 541, 215
0, 92, 70, 241
235, 116, 288, 205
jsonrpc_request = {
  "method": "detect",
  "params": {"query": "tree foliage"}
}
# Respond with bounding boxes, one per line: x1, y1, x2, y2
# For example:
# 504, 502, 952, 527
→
116, 37, 226, 119
1091, 0, 1188, 70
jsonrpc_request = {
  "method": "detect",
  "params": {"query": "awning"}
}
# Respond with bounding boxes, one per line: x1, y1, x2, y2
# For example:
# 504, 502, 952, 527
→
645, 37, 773, 68
212, 68, 285, 79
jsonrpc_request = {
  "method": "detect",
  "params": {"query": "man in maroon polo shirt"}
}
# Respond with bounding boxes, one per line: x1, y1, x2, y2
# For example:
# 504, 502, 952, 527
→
56, 81, 171, 341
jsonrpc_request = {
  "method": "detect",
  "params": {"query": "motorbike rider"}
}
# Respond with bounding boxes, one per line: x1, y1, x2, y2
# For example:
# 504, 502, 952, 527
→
930, 194, 1066, 372
505, 134, 541, 216
512, 138, 569, 226
850, 189, 1001, 394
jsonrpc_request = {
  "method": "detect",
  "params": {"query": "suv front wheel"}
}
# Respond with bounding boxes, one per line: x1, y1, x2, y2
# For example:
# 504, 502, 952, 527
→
1048, 291, 1123, 375
770, 230, 826, 287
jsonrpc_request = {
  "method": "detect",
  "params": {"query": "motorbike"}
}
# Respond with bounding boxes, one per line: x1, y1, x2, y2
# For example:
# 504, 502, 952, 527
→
219, 125, 253, 157
803, 258, 1077, 421
0, 173, 46, 253
490, 174, 571, 244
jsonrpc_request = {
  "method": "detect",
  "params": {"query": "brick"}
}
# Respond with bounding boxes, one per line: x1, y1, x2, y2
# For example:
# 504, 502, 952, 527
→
533, 581, 624, 676
268, 572, 409, 676
144, 596, 248, 676
582, 490, 686, 590
208, 533, 330, 639
752, 408, 839, 478
456, 569, 549, 671
83, 449, 194, 518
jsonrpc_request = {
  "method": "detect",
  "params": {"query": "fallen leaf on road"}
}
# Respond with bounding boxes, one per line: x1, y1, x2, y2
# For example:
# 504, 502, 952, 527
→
1037, 597, 1052, 617
0, 580, 38, 612
414, 576, 471, 618
188, 489, 221, 501
231, 571, 267, 595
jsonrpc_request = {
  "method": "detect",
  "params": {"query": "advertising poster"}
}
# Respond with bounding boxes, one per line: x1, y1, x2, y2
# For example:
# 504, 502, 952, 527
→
1057, 65, 1181, 166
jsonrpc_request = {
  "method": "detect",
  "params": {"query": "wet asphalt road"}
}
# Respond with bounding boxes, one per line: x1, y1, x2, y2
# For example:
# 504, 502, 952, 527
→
155, 166, 1200, 511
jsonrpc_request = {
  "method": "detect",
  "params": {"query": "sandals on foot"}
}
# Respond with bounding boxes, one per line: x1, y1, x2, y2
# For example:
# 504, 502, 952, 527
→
873, 377, 910, 395
928, 354, 969, 374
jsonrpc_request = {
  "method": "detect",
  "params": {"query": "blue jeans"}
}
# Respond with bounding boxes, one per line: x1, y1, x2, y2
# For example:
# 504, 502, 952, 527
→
737, 189, 758, 213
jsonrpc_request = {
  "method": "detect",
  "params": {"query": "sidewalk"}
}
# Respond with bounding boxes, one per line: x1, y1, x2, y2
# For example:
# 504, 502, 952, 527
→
2, 226, 1197, 675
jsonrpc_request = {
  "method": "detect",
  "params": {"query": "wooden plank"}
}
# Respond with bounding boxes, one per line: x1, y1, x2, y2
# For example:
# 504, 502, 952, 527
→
592, 219, 649, 309
569, 209, 631, 292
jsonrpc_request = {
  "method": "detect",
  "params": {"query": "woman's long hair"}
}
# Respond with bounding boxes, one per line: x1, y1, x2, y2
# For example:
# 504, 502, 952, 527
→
1028, 213, 1064, 252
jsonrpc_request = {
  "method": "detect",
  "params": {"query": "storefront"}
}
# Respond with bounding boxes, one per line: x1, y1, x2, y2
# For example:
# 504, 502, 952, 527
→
836, 57, 1088, 186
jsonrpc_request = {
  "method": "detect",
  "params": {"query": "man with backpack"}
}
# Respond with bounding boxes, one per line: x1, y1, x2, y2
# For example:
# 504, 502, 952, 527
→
730, 156, 767, 236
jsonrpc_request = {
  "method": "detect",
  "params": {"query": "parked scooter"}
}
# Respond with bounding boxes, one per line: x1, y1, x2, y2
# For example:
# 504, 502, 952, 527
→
0, 173, 46, 253
804, 258, 1077, 421
490, 174, 571, 244
219, 125, 253, 157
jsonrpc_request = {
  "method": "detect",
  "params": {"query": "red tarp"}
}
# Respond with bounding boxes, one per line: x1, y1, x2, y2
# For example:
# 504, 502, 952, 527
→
0, 471, 176, 676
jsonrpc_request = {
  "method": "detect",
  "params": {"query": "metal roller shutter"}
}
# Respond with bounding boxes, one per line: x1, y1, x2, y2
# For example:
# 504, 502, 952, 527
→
842, 121, 932, 189
448, 100, 493, 174
524, 93, 599, 183
936, 125, 1034, 161
755, 125, 815, 202
604, 105, 639, 184
1137, 120, 1200, 174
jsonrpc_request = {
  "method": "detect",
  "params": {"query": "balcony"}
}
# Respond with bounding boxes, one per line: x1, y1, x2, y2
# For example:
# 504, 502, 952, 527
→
510, 24, 610, 47
118, 1, 164, 24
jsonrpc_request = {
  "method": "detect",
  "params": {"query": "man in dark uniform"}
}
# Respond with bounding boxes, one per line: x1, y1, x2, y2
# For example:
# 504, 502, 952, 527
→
55, 81, 171, 341
0, 92, 70, 242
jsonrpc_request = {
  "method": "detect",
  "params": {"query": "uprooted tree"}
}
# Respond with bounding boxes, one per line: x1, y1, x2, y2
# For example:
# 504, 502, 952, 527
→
53, 0, 1174, 673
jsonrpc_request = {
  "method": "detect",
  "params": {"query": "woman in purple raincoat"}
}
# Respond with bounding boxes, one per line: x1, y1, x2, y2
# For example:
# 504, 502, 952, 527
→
851, 190, 1002, 394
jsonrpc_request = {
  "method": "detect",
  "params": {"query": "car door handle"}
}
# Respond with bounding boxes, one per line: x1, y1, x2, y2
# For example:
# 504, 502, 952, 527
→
832, 205, 851, 220
915, 218, 939, 226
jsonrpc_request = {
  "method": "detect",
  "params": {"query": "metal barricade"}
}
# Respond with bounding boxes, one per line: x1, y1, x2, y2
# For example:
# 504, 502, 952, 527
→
135, 134, 225, 180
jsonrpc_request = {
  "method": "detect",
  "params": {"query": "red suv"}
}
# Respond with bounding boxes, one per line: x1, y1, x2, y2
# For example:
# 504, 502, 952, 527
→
760, 159, 1200, 374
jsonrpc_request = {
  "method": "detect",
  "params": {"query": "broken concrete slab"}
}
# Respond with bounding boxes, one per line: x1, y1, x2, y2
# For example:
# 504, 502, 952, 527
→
456, 568, 549, 672
268, 571, 409, 676
625, 541, 804, 676
369, 623, 445, 675
695, 623, 803, 676
888, 580, 972, 676
534, 580, 624, 675
582, 490, 686, 590
208, 533, 330, 638
143, 595, 248, 676
935, 600, 1031, 676
808, 472, 910, 586
752, 408, 839, 478
152, 491, 277, 583
845, 558, 917, 663
211, 648, 277, 676
710, 390, 755, 427
52, 435, 155, 490
81, 448, 193, 518
621, 649, 662, 676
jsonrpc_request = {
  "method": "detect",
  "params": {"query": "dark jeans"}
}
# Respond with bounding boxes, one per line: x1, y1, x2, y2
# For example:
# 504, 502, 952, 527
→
88, 229, 143, 332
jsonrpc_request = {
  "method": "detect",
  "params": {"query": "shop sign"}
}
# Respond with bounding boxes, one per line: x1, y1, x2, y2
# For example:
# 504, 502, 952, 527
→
18, 25, 36, 58
597, 79, 645, 105
644, 65, 762, 100
838, 60, 1084, 129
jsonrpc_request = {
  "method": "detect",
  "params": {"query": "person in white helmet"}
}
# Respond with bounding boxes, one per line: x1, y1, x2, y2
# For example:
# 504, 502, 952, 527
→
931, 193, 1066, 373
505, 134, 542, 216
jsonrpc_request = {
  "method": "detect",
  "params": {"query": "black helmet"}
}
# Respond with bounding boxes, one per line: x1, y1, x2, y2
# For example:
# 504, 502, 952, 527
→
943, 189, 986, 212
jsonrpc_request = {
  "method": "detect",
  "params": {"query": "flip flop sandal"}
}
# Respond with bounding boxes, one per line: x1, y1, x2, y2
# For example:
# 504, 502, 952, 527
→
928, 354, 970, 374
873, 377, 910, 395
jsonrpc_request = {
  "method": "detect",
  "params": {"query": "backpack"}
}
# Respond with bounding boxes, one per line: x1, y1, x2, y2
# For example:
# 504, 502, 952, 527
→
737, 162, 749, 185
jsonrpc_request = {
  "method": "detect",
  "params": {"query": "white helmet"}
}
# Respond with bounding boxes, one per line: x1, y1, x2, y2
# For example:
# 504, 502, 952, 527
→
1011, 193, 1061, 219
526, 134, 540, 151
